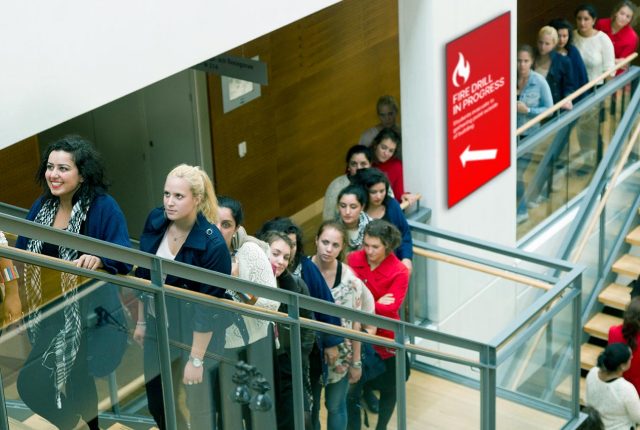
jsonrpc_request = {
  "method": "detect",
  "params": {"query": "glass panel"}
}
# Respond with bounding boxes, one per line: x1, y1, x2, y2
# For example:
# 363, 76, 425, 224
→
517, 74, 640, 239
496, 291, 578, 430
0, 263, 154, 429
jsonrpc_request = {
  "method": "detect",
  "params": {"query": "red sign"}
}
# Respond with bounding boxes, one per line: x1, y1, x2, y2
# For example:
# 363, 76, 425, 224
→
447, 12, 511, 208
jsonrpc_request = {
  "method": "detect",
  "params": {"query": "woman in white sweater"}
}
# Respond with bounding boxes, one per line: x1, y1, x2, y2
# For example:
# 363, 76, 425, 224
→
573, 4, 616, 84
215, 196, 280, 430
586, 342, 640, 430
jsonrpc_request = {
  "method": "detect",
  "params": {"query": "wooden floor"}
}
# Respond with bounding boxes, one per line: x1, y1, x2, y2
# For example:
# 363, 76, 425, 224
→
316, 370, 566, 430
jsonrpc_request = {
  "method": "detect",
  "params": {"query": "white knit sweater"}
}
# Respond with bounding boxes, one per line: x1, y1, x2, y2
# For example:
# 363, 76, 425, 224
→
586, 366, 640, 430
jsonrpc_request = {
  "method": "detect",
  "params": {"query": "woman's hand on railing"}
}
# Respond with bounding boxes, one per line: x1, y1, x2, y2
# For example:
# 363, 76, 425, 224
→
516, 101, 529, 114
400, 193, 421, 210
74, 254, 103, 270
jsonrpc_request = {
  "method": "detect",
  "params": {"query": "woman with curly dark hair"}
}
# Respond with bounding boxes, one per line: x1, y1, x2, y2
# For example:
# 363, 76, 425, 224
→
608, 296, 640, 394
15, 135, 132, 430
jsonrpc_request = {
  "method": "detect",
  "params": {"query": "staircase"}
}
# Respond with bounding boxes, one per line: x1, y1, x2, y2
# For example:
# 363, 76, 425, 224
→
561, 225, 640, 403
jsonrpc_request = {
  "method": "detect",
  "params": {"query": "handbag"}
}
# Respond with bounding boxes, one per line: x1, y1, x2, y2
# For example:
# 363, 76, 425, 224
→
361, 343, 386, 383
83, 282, 130, 377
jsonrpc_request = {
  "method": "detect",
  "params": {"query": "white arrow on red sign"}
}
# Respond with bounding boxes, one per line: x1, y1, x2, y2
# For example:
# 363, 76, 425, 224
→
459, 145, 497, 167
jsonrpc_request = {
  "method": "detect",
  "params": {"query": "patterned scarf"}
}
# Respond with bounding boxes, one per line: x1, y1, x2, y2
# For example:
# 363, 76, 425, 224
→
348, 212, 372, 249
24, 197, 90, 409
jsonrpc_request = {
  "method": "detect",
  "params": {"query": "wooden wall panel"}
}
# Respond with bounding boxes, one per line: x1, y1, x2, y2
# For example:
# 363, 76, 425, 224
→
0, 136, 41, 210
208, 0, 400, 233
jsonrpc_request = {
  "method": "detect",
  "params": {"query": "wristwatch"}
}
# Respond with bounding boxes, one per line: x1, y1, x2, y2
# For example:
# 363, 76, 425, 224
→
189, 356, 203, 368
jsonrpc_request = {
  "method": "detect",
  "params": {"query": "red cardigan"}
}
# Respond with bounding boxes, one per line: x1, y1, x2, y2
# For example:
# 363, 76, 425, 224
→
596, 18, 639, 75
347, 249, 409, 359
609, 324, 640, 394
374, 158, 404, 202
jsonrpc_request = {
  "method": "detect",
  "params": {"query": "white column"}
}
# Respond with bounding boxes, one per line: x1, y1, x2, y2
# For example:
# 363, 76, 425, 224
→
399, 0, 519, 341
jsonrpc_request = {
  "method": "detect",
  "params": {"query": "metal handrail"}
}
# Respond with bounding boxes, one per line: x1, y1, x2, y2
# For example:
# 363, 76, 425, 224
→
0, 209, 582, 429
571, 121, 640, 262
517, 66, 640, 157
517, 53, 638, 137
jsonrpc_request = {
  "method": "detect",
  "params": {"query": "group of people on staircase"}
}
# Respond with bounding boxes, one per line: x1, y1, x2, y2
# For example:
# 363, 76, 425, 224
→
0, 92, 415, 430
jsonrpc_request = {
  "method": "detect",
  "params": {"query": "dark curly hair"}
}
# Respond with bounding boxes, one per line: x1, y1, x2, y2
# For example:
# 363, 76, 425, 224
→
597, 342, 631, 372
36, 135, 108, 203
350, 167, 391, 208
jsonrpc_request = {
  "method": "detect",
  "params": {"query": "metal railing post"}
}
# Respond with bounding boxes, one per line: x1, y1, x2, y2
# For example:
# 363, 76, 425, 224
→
0, 370, 8, 430
571, 276, 583, 419
150, 258, 178, 430
480, 346, 497, 430
395, 324, 407, 430
287, 294, 305, 430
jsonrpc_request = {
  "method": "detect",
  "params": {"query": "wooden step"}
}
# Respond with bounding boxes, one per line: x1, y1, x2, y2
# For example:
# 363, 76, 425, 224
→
557, 375, 586, 404
580, 343, 603, 371
613, 254, 640, 278
598, 283, 632, 311
628, 226, 640, 246
584, 313, 622, 340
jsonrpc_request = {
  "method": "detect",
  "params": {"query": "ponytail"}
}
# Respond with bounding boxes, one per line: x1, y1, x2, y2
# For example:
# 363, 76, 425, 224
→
167, 164, 219, 224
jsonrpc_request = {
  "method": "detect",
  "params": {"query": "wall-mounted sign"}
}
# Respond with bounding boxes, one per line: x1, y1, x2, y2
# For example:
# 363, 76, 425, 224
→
446, 12, 510, 208
193, 54, 268, 85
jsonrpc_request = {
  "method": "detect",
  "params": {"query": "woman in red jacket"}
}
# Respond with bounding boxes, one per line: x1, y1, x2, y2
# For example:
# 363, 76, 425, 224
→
347, 219, 409, 430
608, 296, 640, 394
596, 1, 638, 75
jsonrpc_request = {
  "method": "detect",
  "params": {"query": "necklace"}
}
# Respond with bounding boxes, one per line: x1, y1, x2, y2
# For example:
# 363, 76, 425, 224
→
169, 225, 190, 242
171, 233, 188, 242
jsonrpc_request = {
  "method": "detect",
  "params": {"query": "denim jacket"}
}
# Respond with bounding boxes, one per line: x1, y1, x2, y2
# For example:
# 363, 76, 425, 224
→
517, 70, 553, 136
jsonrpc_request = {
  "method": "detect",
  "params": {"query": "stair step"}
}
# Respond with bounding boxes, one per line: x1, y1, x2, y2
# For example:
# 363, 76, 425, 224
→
581, 343, 603, 370
628, 226, 640, 246
613, 254, 640, 278
598, 283, 632, 310
584, 313, 622, 340
557, 375, 586, 404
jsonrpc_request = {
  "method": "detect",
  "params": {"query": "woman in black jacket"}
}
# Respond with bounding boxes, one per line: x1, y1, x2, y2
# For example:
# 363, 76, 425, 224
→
535, 25, 576, 109
134, 164, 231, 430
262, 230, 316, 430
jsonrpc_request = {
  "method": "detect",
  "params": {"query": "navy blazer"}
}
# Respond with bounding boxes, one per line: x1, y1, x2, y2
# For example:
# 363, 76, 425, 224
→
135, 207, 232, 335
300, 256, 343, 348
545, 50, 576, 104
383, 197, 414, 261
16, 193, 132, 275
566, 45, 589, 102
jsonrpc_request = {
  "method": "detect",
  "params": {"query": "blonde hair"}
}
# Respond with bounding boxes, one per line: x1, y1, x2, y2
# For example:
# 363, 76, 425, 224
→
167, 164, 218, 224
538, 26, 559, 45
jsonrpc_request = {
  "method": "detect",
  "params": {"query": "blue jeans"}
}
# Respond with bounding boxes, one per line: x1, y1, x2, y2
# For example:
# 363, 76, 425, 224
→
324, 375, 349, 430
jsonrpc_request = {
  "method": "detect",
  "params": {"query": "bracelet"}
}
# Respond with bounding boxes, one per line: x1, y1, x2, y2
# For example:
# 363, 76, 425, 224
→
136, 321, 147, 326
351, 361, 362, 369
0, 266, 19, 283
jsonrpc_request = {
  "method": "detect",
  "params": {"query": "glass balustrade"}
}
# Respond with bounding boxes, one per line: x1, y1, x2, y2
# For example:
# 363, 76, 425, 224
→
517, 68, 640, 239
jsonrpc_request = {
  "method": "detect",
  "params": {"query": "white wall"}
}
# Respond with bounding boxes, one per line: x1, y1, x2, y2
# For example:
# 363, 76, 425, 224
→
399, 0, 519, 343
0, 0, 339, 149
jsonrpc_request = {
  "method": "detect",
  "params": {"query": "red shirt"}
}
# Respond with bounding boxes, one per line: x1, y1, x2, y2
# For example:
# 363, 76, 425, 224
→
347, 249, 409, 359
374, 158, 405, 202
609, 324, 640, 394
595, 18, 639, 75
